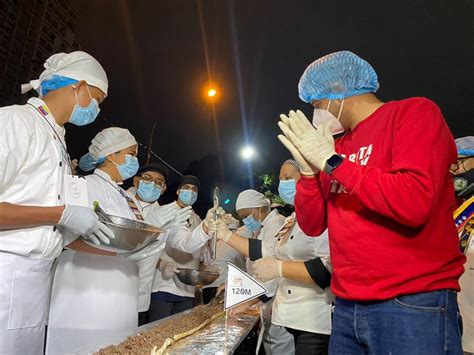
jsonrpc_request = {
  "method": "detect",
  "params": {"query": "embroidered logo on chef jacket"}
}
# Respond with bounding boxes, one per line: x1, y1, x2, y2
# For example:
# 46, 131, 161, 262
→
330, 144, 374, 194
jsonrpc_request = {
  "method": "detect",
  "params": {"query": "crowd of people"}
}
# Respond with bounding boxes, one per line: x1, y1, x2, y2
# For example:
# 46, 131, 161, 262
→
0, 49, 472, 355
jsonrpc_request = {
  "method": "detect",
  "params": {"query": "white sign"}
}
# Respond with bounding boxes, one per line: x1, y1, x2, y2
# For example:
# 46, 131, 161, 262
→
63, 175, 88, 207
224, 263, 267, 310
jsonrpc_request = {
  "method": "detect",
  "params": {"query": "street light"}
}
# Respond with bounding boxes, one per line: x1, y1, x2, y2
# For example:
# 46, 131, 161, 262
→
207, 88, 217, 97
240, 145, 256, 160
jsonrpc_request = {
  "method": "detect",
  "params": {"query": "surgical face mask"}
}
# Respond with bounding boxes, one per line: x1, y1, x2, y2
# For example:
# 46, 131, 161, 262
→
69, 85, 100, 126
278, 179, 297, 205
179, 189, 198, 206
137, 180, 162, 202
113, 154, 139, 181
243, 210, 262, 233
312, 99, 344, 135
453, 169, 474, 198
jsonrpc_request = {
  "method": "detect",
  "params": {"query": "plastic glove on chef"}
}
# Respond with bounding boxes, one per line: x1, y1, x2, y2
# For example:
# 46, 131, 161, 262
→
0, 51, 110, 355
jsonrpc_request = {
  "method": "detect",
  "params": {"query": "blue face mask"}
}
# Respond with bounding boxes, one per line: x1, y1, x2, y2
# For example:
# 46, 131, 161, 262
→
137, 180, 162, 202
114, 154, 139, 181
278, 179, 297, 205
179, 189, 198, 206
69, 86, 100, 126
243, 214, 262, 233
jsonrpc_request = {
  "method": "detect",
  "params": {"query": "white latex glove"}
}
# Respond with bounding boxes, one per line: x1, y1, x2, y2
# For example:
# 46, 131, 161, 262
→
216, 220, 233, 242
204, 206, 225, 228
278, 110, 335, 171
158, 259, 179, 278
58, 205, 115, 245
163, 206, 193, 229
223, 214, 240, 230
251, 257, 283, 282
119, 240, 165, 261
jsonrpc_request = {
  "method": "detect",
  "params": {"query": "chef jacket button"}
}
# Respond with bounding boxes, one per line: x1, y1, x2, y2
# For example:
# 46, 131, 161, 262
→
290, 235, 294, 240
59, 161, 63, 167
58, 194, 61, 200
53, 226, 57, 232
288, 289, 291, 295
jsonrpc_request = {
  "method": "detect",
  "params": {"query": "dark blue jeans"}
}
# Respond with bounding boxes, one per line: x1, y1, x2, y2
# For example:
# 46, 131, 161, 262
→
329, 289, 463, 355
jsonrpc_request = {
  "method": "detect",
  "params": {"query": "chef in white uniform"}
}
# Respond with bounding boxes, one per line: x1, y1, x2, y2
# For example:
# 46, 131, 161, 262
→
250, 160, 334, 355
0, 51, 113, 355
47, 128, 218, 354
216, 189, 296, 355
149, 175, 207, 321
127, 163, 170, 325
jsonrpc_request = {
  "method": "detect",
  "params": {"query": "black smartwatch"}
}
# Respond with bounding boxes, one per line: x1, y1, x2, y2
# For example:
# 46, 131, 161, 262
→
324, 154, 344, 174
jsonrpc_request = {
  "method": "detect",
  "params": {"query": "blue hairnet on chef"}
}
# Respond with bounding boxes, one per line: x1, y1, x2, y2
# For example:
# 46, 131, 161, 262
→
298, 51, 380, 103
40, 75, 78, 97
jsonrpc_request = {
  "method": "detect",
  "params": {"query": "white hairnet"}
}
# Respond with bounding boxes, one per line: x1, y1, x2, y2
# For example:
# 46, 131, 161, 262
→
236, 189, 270, 211
89, 127, 137, 158
21, 51, 108, 96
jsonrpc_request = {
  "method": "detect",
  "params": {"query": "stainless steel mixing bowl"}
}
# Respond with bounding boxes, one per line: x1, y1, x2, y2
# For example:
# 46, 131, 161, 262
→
83, 214, 163, 253
175, 268, 220, 287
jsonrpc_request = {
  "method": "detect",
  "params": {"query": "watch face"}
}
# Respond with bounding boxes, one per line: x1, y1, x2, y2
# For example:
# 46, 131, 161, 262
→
325, 154, 344, 174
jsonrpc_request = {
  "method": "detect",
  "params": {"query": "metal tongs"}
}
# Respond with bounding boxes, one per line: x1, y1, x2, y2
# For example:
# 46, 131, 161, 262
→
93, 201, 112, 223
211, 186, 220, 261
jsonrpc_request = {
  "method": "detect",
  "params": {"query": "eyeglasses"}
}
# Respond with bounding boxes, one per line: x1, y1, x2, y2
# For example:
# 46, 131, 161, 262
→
140, 174, 165, 188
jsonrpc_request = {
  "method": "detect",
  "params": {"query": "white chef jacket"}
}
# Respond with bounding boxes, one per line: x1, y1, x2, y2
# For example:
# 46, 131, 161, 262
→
247, 209, 286, 298
0, 98, 70, 355
48, 169, 141, 333
268, 213, 334, 335
152, 206, 203, 298
137, 203, 212, 311
0, 97, 70, 259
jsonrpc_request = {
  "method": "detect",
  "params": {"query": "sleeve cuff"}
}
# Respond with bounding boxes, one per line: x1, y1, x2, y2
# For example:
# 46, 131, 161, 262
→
330, 159, 362, 193
248, 239, 262, 261
297, 174, 319, 191
304, 257, 332, 289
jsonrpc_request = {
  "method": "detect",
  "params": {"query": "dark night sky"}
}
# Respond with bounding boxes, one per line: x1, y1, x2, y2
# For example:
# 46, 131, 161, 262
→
66, 0, 473, 214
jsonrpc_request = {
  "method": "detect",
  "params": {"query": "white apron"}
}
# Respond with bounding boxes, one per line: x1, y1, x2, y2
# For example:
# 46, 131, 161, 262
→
0, 253, 53, 355
46, 170, 140, 355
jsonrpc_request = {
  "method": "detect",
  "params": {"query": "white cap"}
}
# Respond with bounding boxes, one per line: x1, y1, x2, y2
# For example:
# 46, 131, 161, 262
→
89, 127, 137, 159
235, 189, 270, 211
21, 51, 108, 96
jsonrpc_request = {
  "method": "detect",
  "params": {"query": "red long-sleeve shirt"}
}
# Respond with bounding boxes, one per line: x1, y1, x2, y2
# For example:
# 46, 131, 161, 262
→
295, 97, 466, 301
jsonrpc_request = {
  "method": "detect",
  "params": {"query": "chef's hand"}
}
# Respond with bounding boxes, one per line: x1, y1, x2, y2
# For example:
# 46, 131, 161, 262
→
204, 207, 225, 228
58, 205, 115, 245
158, 259, 179, 279
216, 220, 232, 242
250, 257, 283, 282
222, 213, 240, 230
119, 240, 165, 261
71, 159, 79, 175
278, 110, 335, 172
216, 283, 226, 297
163, 206, 193, 229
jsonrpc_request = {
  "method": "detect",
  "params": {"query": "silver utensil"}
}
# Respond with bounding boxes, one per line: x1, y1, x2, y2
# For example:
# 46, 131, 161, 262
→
176, 268, 220, 305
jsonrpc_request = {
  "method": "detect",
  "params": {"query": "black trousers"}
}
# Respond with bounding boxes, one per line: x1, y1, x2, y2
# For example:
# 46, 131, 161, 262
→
285, 327, 330, 355
148, 298, 194, 322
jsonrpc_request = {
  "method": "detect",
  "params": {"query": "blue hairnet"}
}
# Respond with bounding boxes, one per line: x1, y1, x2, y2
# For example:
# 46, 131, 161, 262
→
298, 51, 380, 103
78, 153, 106, 172
40, 75, 78, 97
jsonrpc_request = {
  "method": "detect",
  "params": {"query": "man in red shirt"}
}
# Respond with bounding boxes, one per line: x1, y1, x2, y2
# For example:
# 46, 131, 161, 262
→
278, 51, 465, 354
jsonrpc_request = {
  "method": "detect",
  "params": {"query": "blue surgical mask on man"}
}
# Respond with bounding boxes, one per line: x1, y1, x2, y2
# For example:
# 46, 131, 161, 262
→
69, 85, 100, 126
243, 211, 262, 233
179, 189, 198, 206
114, 154, 139, 181
278, 179, 297, 205
137, 180, 162, 202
